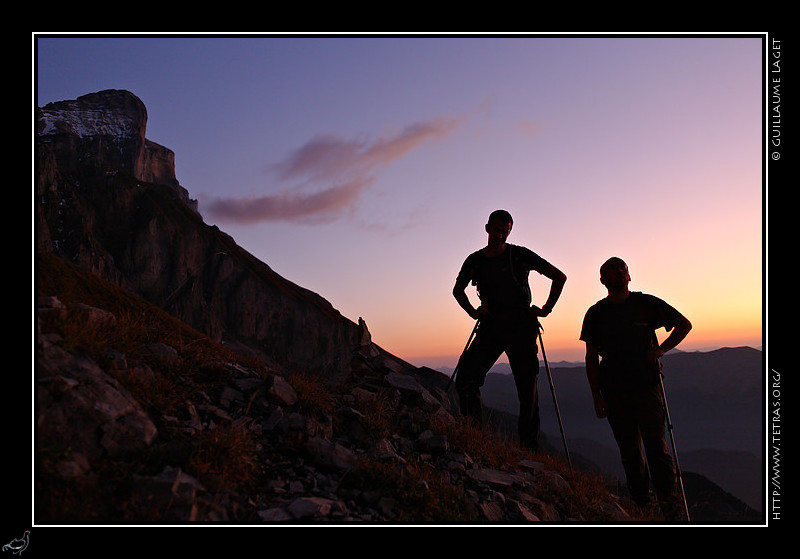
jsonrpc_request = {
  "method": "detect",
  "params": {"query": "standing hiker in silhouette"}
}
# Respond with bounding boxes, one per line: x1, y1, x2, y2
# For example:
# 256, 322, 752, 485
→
452, 209, 567, 451
579, 257, 692, 521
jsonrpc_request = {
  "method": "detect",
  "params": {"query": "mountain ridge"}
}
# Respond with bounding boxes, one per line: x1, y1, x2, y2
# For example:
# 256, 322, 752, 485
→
472, 346, 764, 512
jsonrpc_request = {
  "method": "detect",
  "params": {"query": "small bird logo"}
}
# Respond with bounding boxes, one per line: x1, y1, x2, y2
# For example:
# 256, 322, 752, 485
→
2, 531, 29, 555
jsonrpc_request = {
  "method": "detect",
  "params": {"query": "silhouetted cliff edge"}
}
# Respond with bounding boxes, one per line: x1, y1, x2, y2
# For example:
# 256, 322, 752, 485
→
37, 89, 378, 381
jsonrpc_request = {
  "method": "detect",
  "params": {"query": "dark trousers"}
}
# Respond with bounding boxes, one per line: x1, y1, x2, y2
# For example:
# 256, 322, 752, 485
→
455, 311, 541, 450
605, 386, 685, 520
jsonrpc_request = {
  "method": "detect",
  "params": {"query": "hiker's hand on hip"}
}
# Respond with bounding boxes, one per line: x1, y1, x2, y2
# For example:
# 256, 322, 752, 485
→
529, 305, 549, 318
470, 305, 490, 319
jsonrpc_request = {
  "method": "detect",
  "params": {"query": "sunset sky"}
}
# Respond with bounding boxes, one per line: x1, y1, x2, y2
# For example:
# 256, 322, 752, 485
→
35, 34, 764, 366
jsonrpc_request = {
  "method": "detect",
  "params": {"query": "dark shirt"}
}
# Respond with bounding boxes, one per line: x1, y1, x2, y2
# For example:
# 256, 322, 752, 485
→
580, 292, 682, 393
456, 244, 549, 313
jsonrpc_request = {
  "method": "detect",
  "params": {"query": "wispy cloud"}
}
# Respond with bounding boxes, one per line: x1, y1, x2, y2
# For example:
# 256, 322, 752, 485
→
205, 177, 374, 225
206, 115, 465, 224
515, 118, 547, 139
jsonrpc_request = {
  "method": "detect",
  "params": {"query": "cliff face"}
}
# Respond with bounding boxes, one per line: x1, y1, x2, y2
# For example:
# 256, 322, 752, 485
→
36, 89, 365, 380
37, 89, 188, 197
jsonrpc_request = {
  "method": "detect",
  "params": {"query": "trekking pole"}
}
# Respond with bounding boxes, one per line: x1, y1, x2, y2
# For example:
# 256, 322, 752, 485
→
658, 361, 691, 521
446, 319, 480, 391
537, 323, 572, 469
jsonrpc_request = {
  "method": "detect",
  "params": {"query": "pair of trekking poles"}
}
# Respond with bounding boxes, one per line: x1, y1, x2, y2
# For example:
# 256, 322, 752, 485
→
446, 318, 572, 470
447, 319, 690, 521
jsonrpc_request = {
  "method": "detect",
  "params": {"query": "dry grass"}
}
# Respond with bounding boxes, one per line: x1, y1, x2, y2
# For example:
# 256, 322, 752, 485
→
188, 424, 261, 491
341, 459, 477, 522
435, 416, 520, 469
356, 390, 395, 440
287, 372, 335, 420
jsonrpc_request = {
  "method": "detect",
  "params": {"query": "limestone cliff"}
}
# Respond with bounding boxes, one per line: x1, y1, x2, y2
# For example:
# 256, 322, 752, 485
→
35, 89, 369, 380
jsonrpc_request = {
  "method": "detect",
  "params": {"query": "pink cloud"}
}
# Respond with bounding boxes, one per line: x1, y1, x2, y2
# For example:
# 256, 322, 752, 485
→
205, 177, 374, 224
206, 115, 464, 224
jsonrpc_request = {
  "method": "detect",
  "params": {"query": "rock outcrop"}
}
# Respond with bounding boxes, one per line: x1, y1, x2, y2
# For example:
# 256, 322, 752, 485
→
37, 89, 192, 207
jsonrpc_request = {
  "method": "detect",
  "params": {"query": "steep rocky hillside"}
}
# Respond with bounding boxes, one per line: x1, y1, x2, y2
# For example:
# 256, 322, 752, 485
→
36, 251, 631, 524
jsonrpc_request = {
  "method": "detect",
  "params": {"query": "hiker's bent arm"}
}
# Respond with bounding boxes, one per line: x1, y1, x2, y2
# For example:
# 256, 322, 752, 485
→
453, 281, 486, 320
533, 263, 567, 317
585, 343, 606, 418
655, 315, 693, 360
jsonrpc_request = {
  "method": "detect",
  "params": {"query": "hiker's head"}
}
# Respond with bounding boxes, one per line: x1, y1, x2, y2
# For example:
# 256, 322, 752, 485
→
599, 257, 630, 289
487, 209, 513, 228
485, 210, 513, 245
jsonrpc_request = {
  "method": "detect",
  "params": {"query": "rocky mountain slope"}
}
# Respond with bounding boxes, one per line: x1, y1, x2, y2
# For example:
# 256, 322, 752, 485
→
33, 89, 760, 525
35, 266, 628, 523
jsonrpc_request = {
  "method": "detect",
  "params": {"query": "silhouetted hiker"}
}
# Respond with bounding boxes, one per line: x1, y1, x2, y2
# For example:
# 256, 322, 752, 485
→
452, 209, 567, 451
579, 257, 692, 521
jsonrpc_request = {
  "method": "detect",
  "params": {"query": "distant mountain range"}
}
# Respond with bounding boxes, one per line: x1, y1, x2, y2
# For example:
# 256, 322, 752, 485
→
439, 346, 765, 512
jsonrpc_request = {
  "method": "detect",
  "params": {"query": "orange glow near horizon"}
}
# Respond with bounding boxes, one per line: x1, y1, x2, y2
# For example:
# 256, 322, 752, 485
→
380, 313, 763, 368
365, 265, 763, 368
